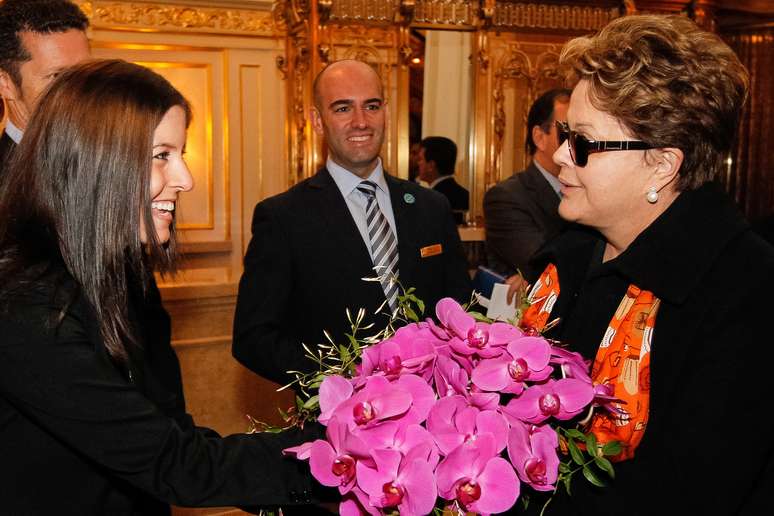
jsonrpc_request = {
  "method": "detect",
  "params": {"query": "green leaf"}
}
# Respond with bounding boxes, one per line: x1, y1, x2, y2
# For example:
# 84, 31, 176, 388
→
558, 461, 570, 474
469, 310, 492, 323
404, 306, 419, 322
582, 466, 607, 487
594, 456, 615, 479
602, 440, 622, 456
416, 298, 425, 314
563, 474, 572, 496
585, 432, 599, 457
568, 438, 584, 465
339, 345, 351, 364
565, 428, 585, 440
302, 395, 319, 409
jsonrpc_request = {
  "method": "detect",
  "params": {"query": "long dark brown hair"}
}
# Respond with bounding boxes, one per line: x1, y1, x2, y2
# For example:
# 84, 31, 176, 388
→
0, 59, 191, 361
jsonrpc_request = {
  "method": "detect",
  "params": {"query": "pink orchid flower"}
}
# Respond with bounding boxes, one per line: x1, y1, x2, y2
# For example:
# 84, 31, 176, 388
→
357, 446, 437, 515
308, 417, 373, 494
357, 421, 441, 470
332, 375, 435, 431
551, 346, 592, 383
503, 378, 595, 424
282, 440, 314, 460
426, 395, 509, 456
433, 354, 500, 410
507, 420, 560, 492
436, 298, 522, 359
339, 487, 380, 516
436, 433, 520, 515
592, 382, 630, 420
471, 336, 553, 395
357, 324, 438, 383
319, 375, 354, 425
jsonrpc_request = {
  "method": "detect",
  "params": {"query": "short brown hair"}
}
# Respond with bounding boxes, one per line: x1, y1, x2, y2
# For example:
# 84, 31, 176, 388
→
0, 0, 89, 87
559, 14, 749, 190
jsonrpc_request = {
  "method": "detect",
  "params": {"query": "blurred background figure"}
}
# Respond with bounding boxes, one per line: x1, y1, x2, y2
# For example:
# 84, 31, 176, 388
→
418, 135, 469, 224
0, 0, 90, 177
483, 88, 570, 279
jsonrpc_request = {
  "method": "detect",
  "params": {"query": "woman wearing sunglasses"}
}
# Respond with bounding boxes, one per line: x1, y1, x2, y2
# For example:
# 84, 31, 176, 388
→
520, 14, 774, 516
0, 59, 320, 515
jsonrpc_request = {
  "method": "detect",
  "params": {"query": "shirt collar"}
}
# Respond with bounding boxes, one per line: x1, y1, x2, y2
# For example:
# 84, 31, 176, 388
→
5, 119, 22, 144
429, 174, 454, 189
533, 160, 562, 196
327, 157, 387, 197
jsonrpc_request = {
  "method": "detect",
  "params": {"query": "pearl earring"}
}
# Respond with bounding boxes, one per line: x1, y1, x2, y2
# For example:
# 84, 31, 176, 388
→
646, 187, 659, 204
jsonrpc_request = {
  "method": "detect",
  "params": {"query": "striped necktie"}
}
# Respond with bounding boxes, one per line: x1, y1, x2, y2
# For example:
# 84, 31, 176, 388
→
356, 180, 400, 312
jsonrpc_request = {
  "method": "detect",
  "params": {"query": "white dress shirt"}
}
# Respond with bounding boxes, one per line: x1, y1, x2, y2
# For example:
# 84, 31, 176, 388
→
327, 157, 398, 262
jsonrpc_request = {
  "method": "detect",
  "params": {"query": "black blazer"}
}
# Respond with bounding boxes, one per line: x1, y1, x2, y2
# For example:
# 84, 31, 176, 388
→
432, 176, 469, 224
233, 168, 472, 386
483, 162, 564, 278
531, 184, 774, 515
0, 268, 317, 515
0, 130, 16, 178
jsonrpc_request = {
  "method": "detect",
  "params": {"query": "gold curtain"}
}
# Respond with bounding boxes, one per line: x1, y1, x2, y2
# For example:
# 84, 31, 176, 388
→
722, 28, 774, 222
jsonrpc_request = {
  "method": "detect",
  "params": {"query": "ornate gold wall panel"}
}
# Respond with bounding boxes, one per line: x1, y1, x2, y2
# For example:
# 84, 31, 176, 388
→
492, 3, 619, 30
414, 0, 477, 26
77, 1, 282, 36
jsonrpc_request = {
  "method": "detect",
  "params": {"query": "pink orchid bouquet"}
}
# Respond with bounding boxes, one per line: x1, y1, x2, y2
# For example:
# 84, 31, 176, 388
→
282, 294, 619, 515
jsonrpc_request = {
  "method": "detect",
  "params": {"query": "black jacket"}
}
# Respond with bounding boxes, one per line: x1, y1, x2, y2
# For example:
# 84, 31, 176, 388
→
528, 183, 774, 515
484, 163, 564, 278
0, 130, 16, 178
432, 176, 469, 225
0, 267, 317, 515
233, 168, 472, 387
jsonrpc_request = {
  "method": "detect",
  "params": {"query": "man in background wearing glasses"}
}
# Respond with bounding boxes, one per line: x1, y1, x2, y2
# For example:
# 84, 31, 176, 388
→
484, 88, 571, 284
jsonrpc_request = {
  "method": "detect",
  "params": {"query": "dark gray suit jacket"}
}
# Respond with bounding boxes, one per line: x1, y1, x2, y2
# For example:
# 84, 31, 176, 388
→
483, 162, 564, 279
0, 130, 16, 178
233, 168, 472, 387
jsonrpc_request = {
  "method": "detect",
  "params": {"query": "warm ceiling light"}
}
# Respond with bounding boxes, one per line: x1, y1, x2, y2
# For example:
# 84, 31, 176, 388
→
411, 57, 421, 64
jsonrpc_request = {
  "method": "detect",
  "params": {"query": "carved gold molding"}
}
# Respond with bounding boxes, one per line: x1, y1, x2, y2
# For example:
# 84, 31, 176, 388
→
76, 1, 282, 36
329, 0, 401, 23
490, 44, 561, 182
414, 0, 477, 26
308, 1, 621, 31
492, 3, 620, 31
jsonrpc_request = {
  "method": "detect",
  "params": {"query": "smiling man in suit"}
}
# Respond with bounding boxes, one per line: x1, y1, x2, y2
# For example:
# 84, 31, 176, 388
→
483, 88, 571, 280
233, 59, 471, 388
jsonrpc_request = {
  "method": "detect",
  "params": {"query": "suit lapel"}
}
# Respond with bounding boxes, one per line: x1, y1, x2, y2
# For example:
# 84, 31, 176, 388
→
309, 168, 375, 276
524, 163, 560, 220
385, 174, 421, 286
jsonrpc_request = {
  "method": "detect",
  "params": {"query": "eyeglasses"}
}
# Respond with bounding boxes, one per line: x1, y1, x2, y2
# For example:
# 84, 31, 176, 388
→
556, 121, 655, 167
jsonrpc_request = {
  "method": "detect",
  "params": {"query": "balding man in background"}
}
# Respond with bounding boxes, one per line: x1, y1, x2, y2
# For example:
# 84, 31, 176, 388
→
233, 59, 471, 389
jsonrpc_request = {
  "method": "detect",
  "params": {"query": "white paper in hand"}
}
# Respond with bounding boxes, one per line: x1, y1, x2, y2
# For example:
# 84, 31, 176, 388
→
486, 282, 518, 321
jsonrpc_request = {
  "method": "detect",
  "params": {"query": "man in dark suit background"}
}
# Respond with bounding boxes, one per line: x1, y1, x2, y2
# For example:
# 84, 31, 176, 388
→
418, 135, 469, 224
0, 0, 90, 177
483, 88, 571, 280
233, 60, 471, 389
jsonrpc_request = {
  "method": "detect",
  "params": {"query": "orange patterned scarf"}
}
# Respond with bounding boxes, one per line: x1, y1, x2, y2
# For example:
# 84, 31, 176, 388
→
521, 264, 659, 461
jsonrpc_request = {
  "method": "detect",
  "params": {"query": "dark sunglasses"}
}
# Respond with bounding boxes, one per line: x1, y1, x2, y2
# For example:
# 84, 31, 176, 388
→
556, 121, 655, 167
